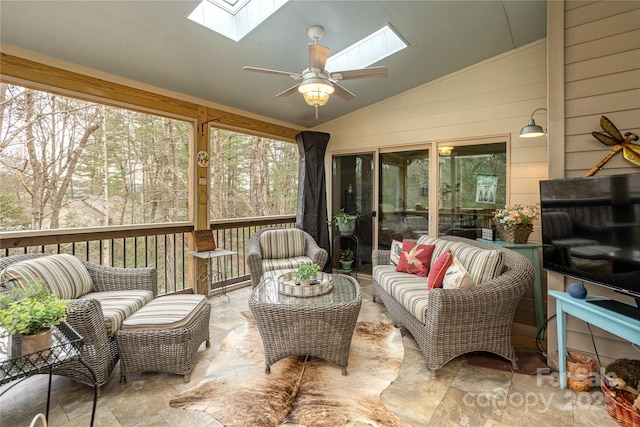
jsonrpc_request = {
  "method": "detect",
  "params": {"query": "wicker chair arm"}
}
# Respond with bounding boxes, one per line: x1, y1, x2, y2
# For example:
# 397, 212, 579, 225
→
82, 261, 157, 297
372, 249, 391, 267
60, 298, 119, 386
247, 233, 265, 288
66, 298, 110, 341
304, 233, 328, 269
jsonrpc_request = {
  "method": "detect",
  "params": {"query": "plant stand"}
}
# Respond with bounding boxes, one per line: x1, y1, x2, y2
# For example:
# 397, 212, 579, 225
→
333, 234, 358, 279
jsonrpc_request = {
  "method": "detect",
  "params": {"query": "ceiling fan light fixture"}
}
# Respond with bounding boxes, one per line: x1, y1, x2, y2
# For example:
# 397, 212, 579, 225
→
298, 79, 334, 107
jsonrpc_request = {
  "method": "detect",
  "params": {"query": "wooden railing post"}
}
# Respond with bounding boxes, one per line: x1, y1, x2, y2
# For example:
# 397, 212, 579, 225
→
191, 107, 210, 296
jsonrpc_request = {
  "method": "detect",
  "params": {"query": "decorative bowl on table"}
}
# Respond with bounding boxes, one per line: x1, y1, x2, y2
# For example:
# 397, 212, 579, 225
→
278, 272, 333, 297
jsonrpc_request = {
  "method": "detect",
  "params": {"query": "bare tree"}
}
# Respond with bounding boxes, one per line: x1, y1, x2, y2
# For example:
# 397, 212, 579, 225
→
210, 128, 223, 219
250, 136, 268, 216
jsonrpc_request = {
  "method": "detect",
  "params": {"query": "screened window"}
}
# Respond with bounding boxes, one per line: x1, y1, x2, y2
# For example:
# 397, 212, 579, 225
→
438, 142, 506, 237
208, 128, 298, 219
378, 141, 506, 248
0, 83, 190, 231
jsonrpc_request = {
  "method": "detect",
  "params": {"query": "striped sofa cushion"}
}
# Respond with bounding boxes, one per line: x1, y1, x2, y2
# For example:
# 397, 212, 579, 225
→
416, 236, 504, 286
260, 228, 306, 259
417, 236, 462, 261
262, 256, 313, 273
121, 294, 208, 331
373, 265, 431, 323
450, 245, 504, 286
81, 290, 154, 335
1, 254, 93, 299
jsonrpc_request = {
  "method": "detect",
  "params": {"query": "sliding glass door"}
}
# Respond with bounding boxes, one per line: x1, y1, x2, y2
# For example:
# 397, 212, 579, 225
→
331, 154, 374, 274
377, 141, 506, 248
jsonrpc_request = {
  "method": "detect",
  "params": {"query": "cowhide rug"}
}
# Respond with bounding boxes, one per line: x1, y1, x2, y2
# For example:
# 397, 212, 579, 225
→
170, 312, 404, 426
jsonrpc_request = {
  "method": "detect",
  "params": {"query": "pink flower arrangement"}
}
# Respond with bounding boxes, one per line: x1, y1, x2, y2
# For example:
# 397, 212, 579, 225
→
494, 203, 540, 227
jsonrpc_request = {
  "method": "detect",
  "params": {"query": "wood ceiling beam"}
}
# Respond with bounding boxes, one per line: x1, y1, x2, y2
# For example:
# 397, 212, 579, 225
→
0, 53, 301, 141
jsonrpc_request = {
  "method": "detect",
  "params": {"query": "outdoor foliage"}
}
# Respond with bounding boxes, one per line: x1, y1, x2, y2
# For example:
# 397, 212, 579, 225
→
0, 83, 299, 230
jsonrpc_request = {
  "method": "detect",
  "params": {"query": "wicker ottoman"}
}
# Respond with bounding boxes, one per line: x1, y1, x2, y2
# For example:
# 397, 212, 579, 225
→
115, 294, 211, 383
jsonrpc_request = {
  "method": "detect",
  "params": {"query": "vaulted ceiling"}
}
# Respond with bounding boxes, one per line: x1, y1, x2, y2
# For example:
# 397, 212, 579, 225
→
0, 1, 546, 128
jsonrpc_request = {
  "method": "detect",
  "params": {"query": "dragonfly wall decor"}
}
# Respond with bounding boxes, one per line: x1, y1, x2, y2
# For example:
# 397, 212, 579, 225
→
587, 116, 639, 176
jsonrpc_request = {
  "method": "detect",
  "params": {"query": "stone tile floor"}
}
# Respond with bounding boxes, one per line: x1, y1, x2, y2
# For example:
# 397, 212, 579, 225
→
1, 277, 619, 427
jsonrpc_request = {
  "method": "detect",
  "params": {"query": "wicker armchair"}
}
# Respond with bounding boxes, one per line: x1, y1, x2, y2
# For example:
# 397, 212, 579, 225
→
372, 236, 534, 377
0, 254, 157, 391
247, 228, 329, 288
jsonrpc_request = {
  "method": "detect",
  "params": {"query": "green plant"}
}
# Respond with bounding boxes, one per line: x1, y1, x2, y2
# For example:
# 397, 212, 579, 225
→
328, 209, 361, 228
339, 248, 354, 261
293, 263, 320, 281
0, 282, 72, 336
493, 203, 540, 227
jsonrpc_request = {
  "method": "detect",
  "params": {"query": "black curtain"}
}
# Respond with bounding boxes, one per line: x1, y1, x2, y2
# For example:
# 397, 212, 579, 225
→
296, 131, 331, 272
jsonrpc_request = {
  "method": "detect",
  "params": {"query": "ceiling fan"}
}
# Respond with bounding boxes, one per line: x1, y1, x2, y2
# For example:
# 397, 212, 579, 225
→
243, 25, 388, 119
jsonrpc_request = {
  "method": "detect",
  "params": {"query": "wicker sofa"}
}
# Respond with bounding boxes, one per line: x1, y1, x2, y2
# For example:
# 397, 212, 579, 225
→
247, 228, 329, 288
372, 235, 534, 377
0, 253, 157, 391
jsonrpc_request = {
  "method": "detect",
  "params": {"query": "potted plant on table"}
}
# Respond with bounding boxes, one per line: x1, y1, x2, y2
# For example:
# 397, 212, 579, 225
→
328, 210, 361, 236
293, 263, 321, 286
339, 248, 355, 272
0, 282, 72, 359
493, 203, 540, 244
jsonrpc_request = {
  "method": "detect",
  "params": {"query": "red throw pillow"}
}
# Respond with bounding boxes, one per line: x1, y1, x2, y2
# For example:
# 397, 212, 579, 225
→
428, 250, 453, 290
395, 241, 435, 277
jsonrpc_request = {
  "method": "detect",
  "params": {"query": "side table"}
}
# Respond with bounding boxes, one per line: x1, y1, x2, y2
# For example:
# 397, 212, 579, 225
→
0, 322, 98, 426
188, 248, 237, 300
549, 290, 640, 389
477, 238, 544, 337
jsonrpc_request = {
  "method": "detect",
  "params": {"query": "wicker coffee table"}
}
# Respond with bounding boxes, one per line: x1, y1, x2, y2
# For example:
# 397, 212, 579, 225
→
249, 273, 362, 375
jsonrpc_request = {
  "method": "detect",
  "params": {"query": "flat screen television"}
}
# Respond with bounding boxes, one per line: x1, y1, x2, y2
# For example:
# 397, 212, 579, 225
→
540, 173, 640, 321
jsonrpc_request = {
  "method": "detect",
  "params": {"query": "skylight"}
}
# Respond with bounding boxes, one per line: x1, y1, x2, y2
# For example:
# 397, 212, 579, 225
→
326, 25, 407, 72
188, 0, 288, 42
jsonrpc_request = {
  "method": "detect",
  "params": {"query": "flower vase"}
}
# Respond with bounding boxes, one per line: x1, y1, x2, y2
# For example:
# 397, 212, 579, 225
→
496, 223, 533, 244
19, 328, 52, 360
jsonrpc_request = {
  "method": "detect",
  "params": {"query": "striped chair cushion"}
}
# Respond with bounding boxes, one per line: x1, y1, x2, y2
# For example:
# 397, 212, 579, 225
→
260, 229, 306, 259
262, 256, 313, 273
82, 290, 154, 335
373, 265, 431, 323
1, 254, 93, 299
416, 236, 504, 286
121, 294, 208, 331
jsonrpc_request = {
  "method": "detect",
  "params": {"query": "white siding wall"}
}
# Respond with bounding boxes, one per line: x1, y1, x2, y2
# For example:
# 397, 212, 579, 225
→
316, 40, 548, 241
546, 0, 640, 368
564, 1, 640, 178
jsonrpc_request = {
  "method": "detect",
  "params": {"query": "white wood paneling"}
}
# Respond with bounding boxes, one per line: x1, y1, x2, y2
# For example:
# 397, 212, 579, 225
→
565, 0, 639, 28
565, 7, 640, 45
546, 0, 640, 367
317, 41, 548, 213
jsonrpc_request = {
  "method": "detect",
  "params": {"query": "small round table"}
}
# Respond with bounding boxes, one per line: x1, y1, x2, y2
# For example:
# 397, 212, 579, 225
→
249, 273, 362, 375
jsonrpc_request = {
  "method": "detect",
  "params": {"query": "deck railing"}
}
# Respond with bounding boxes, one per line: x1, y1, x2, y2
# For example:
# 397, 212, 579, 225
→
1, 215, 296, 295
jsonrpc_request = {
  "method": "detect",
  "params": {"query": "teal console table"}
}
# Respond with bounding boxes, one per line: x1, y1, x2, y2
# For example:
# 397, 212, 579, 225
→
549, 290, 640, 389
477, 238, 544, 335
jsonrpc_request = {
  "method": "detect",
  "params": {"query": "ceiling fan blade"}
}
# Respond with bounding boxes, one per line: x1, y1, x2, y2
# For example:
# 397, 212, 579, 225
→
330, 66, 388, 80
332, 83, 356, 101
243, 66, 302, 79
309, 44, 329, 71
275, 84, 300, 97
